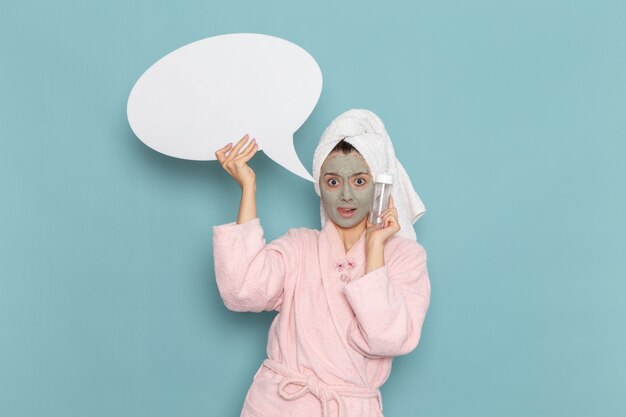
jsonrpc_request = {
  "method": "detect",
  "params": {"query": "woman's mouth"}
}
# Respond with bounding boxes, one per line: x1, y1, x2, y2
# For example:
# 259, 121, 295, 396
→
337, 207, 356, 218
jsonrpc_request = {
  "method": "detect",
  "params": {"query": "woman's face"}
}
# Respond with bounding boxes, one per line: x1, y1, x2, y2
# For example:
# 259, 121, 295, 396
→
319, 151, 374, 229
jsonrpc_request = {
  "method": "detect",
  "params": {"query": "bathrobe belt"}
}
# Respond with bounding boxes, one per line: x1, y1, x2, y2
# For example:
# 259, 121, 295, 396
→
262, 359, 382, 417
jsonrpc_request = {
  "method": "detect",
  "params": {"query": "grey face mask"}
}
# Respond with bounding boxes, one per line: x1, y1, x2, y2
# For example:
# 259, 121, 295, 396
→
319, 153, 374, 229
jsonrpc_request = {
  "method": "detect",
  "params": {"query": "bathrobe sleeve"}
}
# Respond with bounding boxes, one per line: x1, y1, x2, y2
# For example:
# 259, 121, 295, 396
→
343, 239, 431, 358
212, 218, 299, 313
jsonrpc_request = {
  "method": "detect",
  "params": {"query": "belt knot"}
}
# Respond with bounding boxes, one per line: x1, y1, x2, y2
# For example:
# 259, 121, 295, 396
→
262, 359, 382, 417
277, 375, 343, 417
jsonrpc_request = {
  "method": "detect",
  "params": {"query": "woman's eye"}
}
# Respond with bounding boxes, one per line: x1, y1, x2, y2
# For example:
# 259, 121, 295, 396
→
355, 178, 366, 186
327, 178, 339, 186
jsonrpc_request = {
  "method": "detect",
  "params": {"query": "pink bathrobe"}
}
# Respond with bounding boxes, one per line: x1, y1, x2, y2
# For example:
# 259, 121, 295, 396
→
213, 218, 431, 417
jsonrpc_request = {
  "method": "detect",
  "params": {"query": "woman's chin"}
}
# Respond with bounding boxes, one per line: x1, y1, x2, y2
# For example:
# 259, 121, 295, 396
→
330, 214, 367, 230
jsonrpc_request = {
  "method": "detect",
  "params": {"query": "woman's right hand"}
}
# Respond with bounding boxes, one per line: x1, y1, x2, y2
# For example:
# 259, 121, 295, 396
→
215, 134, 258, 190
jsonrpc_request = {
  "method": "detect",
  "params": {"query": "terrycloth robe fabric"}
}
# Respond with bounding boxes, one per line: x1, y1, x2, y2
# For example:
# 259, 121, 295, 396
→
213, 217, 431, 417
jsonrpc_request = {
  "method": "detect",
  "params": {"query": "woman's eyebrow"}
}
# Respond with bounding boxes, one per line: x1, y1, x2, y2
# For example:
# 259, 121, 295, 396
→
323, 171, 370, 177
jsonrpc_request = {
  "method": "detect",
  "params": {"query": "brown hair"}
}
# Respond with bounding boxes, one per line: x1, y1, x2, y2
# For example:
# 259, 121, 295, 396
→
330, 139, 360, 155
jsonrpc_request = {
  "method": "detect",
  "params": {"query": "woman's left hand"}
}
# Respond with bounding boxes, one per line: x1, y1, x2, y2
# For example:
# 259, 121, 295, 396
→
365, 195, 400, 248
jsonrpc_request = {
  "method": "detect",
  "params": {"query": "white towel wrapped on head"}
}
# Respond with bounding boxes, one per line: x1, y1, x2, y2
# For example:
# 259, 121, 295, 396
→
312, 109, 426, 241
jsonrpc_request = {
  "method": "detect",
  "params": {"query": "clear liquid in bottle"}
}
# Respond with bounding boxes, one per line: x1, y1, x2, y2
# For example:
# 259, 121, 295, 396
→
368, 173, 394, 226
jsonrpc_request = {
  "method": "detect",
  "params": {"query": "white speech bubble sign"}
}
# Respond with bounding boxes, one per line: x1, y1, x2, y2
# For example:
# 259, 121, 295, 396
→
127, 33, 322, 182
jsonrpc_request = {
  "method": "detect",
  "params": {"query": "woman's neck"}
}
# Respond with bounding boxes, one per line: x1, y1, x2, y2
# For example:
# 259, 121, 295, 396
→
332, 216, 368, 253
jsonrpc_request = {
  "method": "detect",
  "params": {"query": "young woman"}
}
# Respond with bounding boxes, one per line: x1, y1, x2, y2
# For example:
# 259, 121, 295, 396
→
213, 109, 431, 417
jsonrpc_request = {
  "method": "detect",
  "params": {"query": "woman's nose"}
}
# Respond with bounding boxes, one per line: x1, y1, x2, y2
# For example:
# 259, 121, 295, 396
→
340, 183, 354, 201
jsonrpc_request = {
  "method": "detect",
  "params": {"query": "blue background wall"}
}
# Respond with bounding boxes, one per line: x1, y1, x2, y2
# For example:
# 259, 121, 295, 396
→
1, 1, 625, 416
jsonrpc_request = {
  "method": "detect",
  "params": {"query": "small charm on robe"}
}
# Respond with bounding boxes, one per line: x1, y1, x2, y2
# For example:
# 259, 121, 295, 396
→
339, 273, 352, 283
346, 257, 356, 270
333, 259, 346, 272
334, 257, 356, 283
